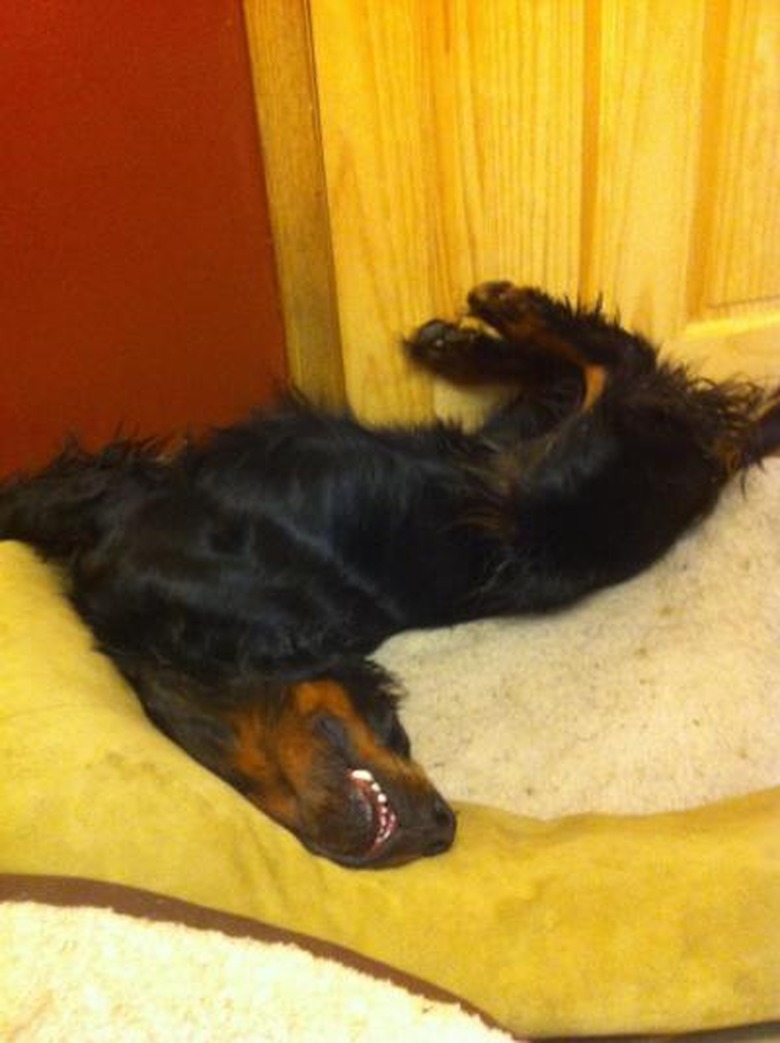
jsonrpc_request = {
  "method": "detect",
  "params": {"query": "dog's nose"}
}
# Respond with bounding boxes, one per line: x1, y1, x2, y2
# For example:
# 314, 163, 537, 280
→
424, 794, 456, 856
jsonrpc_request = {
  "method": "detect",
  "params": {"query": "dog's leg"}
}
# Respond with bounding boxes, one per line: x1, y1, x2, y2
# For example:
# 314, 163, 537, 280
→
436, 284, 778, 611
407, 295, 582, 437
407, 312, 579, 391
469, 283, 601, 411
464, 283, 780, 475
407, 282, 658, 437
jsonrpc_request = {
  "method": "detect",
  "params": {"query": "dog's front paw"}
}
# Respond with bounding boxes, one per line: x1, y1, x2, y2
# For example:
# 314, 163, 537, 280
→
405, 318, 489, 376
467, 282, 552, 328
407, 318, 471, 359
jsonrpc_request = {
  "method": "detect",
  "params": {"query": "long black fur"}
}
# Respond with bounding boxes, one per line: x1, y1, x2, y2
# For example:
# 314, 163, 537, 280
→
1, 284, 778, 864
2, 292, 777, 684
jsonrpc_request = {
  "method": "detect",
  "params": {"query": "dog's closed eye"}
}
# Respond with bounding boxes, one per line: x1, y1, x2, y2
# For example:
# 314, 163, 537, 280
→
313, 713, 350, 755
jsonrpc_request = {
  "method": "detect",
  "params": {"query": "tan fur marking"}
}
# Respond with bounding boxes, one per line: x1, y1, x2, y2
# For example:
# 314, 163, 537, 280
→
498, 315, 608, 413
226, 678, 435, 841
582, 364, 607, 410
288, 681, 427, 787
228, 704, 274, 779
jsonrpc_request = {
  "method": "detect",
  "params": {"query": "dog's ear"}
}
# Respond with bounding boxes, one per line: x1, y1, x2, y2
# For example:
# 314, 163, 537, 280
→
149, 698, 234, 770
121, 663, 236, 772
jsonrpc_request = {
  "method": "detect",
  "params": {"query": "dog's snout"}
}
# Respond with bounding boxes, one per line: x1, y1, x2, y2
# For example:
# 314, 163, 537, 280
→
424, 794, 456, 856
433, 793, 456, 830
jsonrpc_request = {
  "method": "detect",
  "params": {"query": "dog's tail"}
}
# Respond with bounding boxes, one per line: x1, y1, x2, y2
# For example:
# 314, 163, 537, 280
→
0, 437, 166, 561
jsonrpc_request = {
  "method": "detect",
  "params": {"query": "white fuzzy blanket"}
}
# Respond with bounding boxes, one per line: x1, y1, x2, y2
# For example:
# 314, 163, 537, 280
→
1, 899, 518, 1043
378, 460, 780, 818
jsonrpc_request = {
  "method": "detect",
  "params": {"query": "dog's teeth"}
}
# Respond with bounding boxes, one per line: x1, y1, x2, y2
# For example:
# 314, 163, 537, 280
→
351, 769, 375, 783
350, 769, 397, 848
376, 808, 398, 844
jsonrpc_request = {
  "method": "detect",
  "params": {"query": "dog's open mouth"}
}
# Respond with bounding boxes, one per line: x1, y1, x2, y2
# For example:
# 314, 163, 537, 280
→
349, 768, 399, 854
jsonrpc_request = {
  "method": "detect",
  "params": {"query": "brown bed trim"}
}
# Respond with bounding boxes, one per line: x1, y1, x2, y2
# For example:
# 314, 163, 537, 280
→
0, 872, 521, 1039
3, 874, 775, 1041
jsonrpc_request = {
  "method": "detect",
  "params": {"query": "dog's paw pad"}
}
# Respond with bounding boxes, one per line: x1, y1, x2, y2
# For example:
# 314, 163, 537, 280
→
406, 319, 478, 361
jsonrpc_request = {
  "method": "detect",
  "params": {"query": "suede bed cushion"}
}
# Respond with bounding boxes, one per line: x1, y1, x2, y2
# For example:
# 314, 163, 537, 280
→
1, 540, 778, 1038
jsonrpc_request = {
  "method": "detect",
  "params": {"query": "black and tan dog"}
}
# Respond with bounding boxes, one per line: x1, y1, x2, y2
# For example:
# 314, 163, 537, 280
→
2, 283, 778, 867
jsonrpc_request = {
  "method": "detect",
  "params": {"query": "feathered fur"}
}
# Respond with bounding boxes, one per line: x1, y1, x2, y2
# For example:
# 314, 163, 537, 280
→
2, 283, 778, 867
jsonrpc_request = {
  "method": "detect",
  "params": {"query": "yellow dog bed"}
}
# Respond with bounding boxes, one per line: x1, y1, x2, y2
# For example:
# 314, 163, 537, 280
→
1, 540, 778, 1038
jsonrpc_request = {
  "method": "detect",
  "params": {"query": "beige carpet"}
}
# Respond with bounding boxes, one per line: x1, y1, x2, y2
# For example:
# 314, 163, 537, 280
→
377, 459, 780, 819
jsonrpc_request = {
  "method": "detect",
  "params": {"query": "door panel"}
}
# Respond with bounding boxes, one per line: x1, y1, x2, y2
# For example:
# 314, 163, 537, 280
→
247, 0, 780, 421
702, 0, 780, 312
308, 0, 587, 422
582, 0, 707, 334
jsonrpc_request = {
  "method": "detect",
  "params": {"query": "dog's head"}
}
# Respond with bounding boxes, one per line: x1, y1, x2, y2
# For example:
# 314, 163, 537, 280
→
131, 659, 456, 868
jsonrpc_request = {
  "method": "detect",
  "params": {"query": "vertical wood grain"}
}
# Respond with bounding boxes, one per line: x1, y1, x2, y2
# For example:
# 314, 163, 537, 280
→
243, 0, 345, 407
421, 2, 585, 422
699, 0, 780, 313
421, 2, 584, 300
581, 0, 707, 338
310, 0, 585, 422
250, 0, 780, 412
309, 0, 435, 421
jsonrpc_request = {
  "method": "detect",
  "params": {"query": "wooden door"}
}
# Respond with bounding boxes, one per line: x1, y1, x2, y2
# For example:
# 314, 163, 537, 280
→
247, 0, 780, 422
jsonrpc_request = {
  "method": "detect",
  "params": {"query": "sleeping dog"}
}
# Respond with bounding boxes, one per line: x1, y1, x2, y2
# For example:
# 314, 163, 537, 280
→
2, 282, 778, 868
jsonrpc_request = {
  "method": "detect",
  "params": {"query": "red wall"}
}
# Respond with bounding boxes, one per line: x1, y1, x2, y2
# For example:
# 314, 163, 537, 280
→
0, 1, 286, 474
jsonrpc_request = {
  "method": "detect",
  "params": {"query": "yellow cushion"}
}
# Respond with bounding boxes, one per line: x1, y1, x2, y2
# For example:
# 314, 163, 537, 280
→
1, 540, 778, 1038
